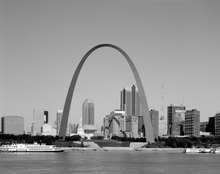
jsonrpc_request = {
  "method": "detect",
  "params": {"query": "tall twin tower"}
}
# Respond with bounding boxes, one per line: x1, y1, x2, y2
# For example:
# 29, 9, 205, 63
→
120, 85, 141, 116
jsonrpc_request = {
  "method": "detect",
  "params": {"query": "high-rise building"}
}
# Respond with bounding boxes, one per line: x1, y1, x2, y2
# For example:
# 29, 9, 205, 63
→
120, 85, 141, 116
215, 113, 220, 136
206, 116, 215, 135
150, 109, 159, 139
167, 105, 186, 136
56, 108, 63, 135
1, 116, 24, 135
185, 109, 200, 137
159, 85, 167, 137
32, 109, 49, 135
82, 99, 94, 126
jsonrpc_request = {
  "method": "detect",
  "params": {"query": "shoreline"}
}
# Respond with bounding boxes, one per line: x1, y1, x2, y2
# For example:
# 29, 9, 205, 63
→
62, 147, 185, 153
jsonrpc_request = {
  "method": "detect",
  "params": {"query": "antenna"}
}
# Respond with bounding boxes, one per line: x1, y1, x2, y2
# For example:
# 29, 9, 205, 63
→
160, 85, 165, 120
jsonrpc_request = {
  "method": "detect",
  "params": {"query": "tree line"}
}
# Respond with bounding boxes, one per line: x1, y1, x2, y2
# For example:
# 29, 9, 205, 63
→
1, 134, 220, 148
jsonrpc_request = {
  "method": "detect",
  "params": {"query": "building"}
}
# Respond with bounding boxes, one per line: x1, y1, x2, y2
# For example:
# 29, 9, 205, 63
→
138, 115, 144, 137
56, 108, 63, 135
104, 110, 126, 138
120, 85, 141, 116
126, 116, 139, 138
82, 99, 94, 126
42, 124, 56, 136
69, 123, 79, 134
206, 116, 215, 135
32, 109, 48, 135
159, 117, 167, 137
167, 105, 186, 136
200, 121, 208, 132
184, 109, 200, 137
215, 113, 220, 136
150, 109, 159, 139
1, 116, 24, 135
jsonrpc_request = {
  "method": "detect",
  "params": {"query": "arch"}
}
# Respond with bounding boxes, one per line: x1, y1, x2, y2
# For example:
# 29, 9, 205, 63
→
59, 44, 154, 142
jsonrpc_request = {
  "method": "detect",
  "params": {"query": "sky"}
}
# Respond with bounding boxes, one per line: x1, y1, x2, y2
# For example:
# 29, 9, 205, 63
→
0, 0, 220, 132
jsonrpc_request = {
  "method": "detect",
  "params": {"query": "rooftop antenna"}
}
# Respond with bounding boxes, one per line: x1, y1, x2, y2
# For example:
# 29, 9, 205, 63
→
160, 85, 165, 120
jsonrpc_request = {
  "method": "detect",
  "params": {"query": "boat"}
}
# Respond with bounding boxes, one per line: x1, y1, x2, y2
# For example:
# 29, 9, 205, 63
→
213, 148, 220, 153
0, 143, 64, 152
185, 147, 211, 153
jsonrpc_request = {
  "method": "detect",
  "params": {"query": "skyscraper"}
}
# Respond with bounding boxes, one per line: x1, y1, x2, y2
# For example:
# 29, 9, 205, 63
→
185, 109, 200, 137
82, 99, 94, 126
150, 109, 159, 139
56, 108, 63, 135
167, 105, 186, 136
32, 109, 49, 135
120, 85, 141, 116
1, 116, 24, 135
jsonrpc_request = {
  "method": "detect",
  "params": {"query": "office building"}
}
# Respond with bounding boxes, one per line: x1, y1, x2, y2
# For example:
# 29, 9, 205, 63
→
82, 99, 94, 126
120, 85, 141, 116
1, 116, 24, 135
167, 105, 186, 136
215, 113, 220, 136
32, 109, 49, 135
185, 109, 200, 137
56, 108, 63, 135
150, 109, 159, 139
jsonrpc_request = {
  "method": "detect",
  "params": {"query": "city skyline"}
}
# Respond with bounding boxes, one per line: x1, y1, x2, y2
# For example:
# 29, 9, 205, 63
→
1, 1, 220, 132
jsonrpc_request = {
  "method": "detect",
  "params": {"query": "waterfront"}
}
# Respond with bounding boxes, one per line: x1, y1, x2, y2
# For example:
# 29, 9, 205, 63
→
0, 151, 220, 174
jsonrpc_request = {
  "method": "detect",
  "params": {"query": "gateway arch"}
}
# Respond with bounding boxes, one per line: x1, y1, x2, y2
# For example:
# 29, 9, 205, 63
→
59, 44, 154, 142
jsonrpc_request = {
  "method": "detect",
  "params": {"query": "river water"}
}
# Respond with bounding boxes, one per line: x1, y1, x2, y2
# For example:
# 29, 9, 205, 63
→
0, 151, 220, 174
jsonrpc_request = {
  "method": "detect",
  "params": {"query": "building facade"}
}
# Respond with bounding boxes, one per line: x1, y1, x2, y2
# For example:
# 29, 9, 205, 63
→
82, 99, 94, 126
1, 116, 24, 135
167, 105, 186, 136
32, 109, 48, 135
184, 109, 200, 137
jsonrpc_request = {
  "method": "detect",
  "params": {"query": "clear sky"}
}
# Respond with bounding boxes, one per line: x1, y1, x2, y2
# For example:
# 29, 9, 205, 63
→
0, 0, 220, 132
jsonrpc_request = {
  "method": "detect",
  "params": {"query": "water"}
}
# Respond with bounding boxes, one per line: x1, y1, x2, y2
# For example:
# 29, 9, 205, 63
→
0, 151, 220, 174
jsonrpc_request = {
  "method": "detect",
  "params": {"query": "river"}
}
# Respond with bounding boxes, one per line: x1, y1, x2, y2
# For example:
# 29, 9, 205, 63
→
0, 151, 220, 174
